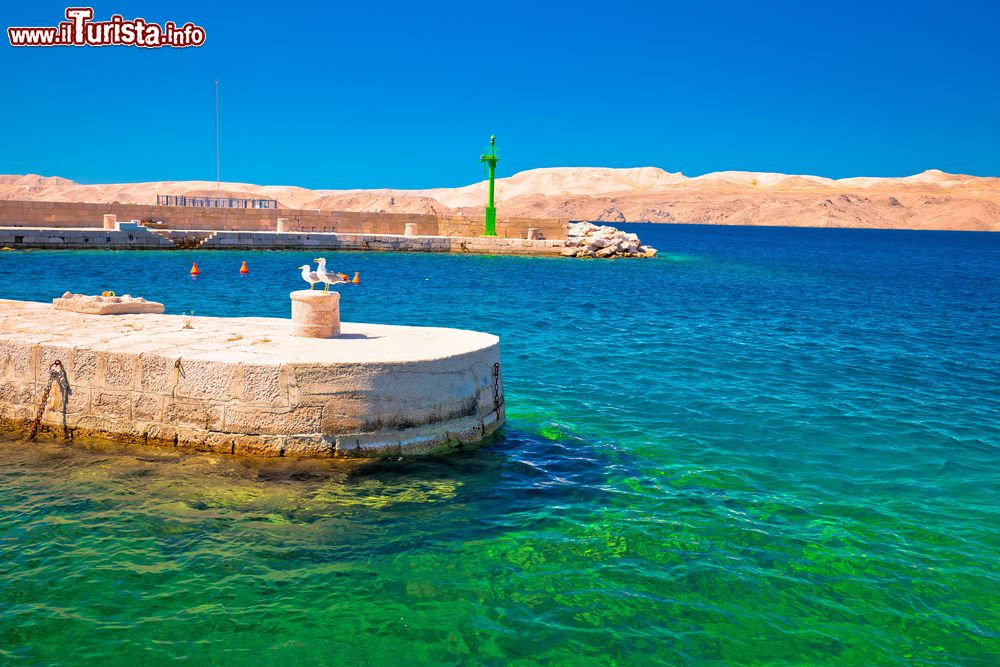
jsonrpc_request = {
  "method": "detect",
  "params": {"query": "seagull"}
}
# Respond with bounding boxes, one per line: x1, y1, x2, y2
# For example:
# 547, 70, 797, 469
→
315, 257, 347, 292
298, 264, 320, 290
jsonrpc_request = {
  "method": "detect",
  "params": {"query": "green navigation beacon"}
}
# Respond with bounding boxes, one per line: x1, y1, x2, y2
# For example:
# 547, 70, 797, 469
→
480, 134, 499, 236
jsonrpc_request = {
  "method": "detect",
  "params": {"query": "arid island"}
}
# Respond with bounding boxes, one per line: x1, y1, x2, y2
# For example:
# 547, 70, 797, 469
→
2, 167, 998, 231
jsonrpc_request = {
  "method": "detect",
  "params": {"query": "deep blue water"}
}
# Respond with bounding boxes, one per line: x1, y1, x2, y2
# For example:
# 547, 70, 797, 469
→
1, 224, 999, 665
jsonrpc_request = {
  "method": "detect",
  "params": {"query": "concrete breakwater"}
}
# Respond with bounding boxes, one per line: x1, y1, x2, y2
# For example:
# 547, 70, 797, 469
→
0, 199, 569, 239
0, 299, 505, 457
0, 211, 659, 257
0, 225, 566, 256
0, 223, 175, 250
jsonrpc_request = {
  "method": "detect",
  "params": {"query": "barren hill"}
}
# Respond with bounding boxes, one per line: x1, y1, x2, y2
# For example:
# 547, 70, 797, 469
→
1, 167, 997, 231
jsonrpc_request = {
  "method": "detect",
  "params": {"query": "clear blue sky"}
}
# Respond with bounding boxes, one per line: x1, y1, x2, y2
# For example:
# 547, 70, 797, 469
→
2, 0, 998, 188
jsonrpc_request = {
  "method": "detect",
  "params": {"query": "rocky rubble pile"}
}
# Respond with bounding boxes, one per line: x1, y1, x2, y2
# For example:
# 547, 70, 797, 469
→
561, 222, 658, 258
53, 292, 165, 315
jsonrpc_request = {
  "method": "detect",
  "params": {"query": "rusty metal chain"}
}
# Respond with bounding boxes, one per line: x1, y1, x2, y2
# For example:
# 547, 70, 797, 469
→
492, 362, 504, 420
29, 360, 66, 440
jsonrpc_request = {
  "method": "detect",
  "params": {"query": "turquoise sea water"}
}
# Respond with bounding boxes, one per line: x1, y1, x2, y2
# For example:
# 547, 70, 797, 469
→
1, 224, 998, 665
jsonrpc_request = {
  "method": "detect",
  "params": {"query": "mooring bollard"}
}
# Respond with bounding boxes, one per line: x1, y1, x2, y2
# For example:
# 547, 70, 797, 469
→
404, 222, 418, 236
290, 290, 341, 338
103, 214, 118, 230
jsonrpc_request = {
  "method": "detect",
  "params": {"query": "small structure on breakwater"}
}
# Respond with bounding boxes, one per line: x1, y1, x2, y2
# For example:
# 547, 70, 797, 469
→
0, 296, 504, 457
156, 194, 279, 209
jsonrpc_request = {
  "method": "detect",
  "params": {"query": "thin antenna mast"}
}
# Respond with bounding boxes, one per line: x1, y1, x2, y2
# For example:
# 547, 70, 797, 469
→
215, 79, 220, 195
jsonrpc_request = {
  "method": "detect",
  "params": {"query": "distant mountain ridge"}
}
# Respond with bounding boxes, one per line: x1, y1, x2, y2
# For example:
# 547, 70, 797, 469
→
1, 167, 997, 231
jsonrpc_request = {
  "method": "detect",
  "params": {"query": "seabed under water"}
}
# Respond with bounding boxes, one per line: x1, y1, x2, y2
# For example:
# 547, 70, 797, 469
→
1, 224, 998, 665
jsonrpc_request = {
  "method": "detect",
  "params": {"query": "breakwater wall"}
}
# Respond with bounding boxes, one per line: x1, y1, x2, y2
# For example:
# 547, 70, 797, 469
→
0, 226, 566, 255
199, 231, 565, 255
0, 200, 568, 239
0, 300, 505, 457
0, 225, 175, 249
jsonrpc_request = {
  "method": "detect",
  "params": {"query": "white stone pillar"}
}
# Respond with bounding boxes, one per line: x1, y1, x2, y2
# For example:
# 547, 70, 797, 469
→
404, 222, 418, 236
277, 217, 290, 233
527, 227, 541, 240
103, 214, 118, 230
290, 290, 341, 338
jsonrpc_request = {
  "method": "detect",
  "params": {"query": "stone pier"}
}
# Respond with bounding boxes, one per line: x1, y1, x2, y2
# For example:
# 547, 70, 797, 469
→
0, 299, 504, 457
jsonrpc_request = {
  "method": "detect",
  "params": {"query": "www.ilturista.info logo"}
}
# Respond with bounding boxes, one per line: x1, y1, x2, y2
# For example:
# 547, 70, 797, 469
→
8, 7, 206, 48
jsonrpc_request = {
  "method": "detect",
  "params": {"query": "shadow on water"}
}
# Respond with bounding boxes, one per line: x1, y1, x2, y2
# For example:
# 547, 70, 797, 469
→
0, 420, 627, 521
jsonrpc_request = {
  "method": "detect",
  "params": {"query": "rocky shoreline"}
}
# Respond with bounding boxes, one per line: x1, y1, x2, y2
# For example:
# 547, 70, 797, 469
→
561, 222, 658, 258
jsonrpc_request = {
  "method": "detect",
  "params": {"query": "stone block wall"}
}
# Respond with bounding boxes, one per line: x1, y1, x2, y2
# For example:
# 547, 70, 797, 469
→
0, 225, 175, 249
196, 231, 566, 255
0, 200, 568, 239
438, 214, 563, 239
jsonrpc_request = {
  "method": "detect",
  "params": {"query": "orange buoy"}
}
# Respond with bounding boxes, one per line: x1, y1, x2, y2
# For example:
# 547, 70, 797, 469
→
190, 261, 200, 276
351, 272, 360, 284
337, 272, 349, 282
239, 260, 249, 275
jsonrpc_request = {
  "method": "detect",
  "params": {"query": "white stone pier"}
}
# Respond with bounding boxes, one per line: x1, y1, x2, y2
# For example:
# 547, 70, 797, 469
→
0, 299, 504, 458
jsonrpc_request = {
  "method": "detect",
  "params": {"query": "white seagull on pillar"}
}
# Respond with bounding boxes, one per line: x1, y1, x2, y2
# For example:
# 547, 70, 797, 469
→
298, 264, 320, 290
314, 257, 347, 292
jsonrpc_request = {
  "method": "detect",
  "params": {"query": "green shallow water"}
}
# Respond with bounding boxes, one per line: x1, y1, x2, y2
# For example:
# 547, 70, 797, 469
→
1, 224, 998, 665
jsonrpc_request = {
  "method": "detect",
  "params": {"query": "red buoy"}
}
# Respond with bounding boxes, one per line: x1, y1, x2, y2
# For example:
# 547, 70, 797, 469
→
190, 261, 200, 276
239, 260, 249, 275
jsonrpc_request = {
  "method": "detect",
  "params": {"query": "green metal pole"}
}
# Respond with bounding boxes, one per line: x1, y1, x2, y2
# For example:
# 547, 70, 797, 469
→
481, 134, 499, 236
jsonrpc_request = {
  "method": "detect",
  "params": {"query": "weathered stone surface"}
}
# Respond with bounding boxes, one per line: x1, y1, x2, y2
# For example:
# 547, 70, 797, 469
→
163, 398, 218, 430
132, 394, 162, 422
92, 390, 132, 419
223, 405, 324, 435
173, 357, 240, 401
0, 340, 34, 378
71, 348, 99, 384
139, 353, 176, 392
233, 434, 287, 457
101, 353, 140, 388
0, 299, 504, 458
238, 364, 286, 403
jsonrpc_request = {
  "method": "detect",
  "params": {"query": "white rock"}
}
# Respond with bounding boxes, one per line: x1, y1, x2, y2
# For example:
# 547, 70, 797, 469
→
564, 222, 657, 258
